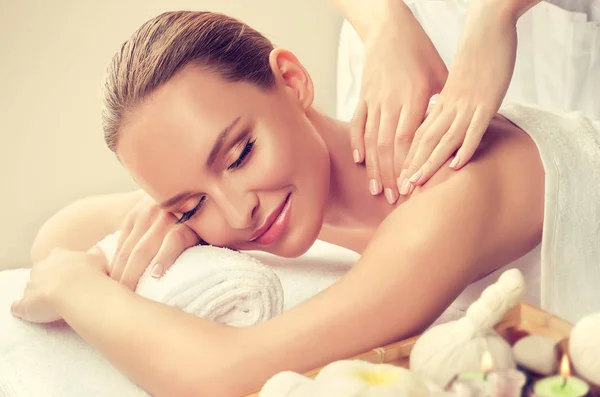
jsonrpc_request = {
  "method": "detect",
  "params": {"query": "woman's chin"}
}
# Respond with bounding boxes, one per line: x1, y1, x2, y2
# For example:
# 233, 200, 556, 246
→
273, 219, 321, 258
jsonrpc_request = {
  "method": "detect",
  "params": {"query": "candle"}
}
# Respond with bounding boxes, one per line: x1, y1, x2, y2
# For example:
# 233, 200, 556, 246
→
459, 351, 494, 381
534, 354, 590, 397
452, 352, 494, 397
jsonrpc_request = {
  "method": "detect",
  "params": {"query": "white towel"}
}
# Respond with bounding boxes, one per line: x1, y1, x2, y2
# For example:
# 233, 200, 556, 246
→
96, 232, 284, 327
0, 234, 358, 397
498, 102, 600, 323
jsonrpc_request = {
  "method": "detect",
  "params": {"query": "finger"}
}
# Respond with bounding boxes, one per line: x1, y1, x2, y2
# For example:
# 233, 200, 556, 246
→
363, 107, 382, 195
452, 107, 495, 170
350, 101, 368, 164
11, 300, 21, 318
394, 100, 428, 179
415, 112, 471, 185
149, 227, 200, 279
403, 110, 455, 191
111, 219, 133, 270
398, 104, 444, 194
377, 107, 402, 204
401, 102, 442, 176
11, 299, 31, 322
119, 213, 173, 291
110, 220, 150, 282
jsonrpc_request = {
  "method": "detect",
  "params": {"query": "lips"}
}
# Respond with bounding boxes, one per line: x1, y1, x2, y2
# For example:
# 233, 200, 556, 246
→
249, 194, 292, 246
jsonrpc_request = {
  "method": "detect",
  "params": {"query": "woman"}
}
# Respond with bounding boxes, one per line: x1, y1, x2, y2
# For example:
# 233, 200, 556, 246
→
10, 10, 595, 397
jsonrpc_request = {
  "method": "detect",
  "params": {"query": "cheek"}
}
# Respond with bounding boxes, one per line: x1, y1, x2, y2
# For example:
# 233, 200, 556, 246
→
250, 130, 297, 188
187, 212, 233, 247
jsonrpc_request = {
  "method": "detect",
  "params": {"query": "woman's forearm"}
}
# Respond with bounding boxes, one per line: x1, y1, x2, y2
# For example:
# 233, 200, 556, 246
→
48, 270, 247, 397
30, 190, 145, 263
327, 0, 413, 40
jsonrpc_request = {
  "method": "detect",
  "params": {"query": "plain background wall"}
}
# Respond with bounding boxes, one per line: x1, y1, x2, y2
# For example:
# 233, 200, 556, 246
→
0, 0, 343, 269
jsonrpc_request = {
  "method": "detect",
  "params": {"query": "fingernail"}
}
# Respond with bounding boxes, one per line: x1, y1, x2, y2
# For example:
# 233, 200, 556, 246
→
369, 179, 381, 195
400, 179, 411, 195
151, 263, 163, 278
408, 183, 416, 195
353, 149, 361, 163
384, 188, 397, 205
450, 155, 460, 169
409, 170, 423, 184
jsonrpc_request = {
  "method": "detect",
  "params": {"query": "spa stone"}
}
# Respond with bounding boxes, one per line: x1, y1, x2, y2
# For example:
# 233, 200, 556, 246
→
513, 335, 557, 375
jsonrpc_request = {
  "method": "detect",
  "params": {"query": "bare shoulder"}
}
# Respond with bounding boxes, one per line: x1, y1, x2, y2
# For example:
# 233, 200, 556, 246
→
377, 114, 545, 281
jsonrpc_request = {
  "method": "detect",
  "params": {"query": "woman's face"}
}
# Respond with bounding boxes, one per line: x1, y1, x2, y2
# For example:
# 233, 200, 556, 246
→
117, 52, 330, 257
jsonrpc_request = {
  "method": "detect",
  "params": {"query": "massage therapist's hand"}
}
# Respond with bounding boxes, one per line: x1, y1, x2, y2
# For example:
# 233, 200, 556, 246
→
398, 0, 518, 195
110, 193, 200, 291
11, 247, 107, 324
351, 0, 447, 204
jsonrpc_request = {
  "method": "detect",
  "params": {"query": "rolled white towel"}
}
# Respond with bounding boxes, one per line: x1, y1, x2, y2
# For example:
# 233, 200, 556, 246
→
97, 231, 284, 327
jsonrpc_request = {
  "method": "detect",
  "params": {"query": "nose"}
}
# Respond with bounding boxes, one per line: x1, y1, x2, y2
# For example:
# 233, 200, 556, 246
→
211, 186, 258, 230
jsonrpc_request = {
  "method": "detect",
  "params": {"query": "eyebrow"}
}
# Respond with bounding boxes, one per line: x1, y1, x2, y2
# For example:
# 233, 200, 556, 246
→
159, 116, 241, 209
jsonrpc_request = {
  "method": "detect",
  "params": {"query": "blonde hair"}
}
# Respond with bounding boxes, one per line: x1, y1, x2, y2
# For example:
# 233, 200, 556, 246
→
101, 11, 275, 152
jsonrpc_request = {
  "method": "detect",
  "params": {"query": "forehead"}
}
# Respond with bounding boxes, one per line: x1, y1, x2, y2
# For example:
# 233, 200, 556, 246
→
116, 65, 261, 198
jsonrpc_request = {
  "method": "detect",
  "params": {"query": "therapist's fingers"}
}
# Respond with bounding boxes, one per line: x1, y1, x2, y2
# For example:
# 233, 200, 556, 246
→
148, 227, 201, 279
398, 104, 441, 194
393, 102, 428, 184
377, 108, 402, 204
363, 107, 383, 196
350, 101, 368, 164
411, 112, 471, 186
404, 111, 454, 188
451, 106, 494, 170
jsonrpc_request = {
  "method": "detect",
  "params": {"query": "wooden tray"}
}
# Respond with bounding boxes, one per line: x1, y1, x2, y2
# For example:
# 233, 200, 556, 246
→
244, 302, 574, 396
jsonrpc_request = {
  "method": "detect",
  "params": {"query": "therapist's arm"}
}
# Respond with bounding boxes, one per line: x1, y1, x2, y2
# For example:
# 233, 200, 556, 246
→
484, 0, 542, 19
326, 0, 413, 40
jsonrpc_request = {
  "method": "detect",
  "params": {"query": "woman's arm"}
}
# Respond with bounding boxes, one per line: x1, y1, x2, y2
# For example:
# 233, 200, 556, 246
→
30, 190, 145, 263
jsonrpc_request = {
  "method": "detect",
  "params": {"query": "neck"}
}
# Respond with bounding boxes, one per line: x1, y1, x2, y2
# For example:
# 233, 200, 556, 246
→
306, 107, 395, 231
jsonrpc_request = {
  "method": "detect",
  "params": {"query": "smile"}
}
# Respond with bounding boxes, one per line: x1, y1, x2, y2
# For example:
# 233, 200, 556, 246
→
249, 193, 292, 246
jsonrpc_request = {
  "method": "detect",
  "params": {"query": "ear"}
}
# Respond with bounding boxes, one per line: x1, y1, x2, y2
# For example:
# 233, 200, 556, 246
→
268, 48, 314, 110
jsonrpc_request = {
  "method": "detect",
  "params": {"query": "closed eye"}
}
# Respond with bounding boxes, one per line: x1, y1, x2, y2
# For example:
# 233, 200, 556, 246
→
176, 138, 254, 224
227, 138, 255, 170
176, 196, 205, 224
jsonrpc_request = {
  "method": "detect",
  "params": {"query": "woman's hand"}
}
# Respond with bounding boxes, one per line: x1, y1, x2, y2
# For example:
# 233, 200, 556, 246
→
351, 1, 448, 204
11, 247, 107, 324
109, 194, 200, 291
398, 1, 518, 195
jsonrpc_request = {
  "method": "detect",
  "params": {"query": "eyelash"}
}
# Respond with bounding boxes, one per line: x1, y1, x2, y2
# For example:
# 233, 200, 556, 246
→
227, 138, 255, 170
176, 137, 256, 224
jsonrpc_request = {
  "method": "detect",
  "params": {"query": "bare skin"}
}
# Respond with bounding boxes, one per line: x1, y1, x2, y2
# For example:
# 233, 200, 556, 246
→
19, 50, 544, 397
